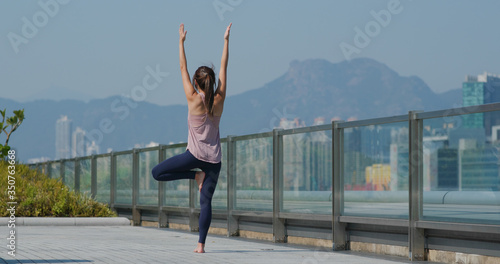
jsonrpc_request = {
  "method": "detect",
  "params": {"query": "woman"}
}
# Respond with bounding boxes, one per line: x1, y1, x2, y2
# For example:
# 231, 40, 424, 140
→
151, 22, 231, 253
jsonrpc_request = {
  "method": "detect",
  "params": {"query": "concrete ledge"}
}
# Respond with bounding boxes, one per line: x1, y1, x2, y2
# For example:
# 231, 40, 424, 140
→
288, 236, 332, 248
350, 241, 408, 258
168, 223, 190, 231
429, 250, 500, 264
0, 217, 131, 226
239, 230, 273, 241
208, 226, 228, 236
141, 220, 159, 227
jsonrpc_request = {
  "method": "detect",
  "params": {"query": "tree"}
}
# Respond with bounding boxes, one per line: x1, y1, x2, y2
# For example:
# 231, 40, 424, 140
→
0, 109, 25, 159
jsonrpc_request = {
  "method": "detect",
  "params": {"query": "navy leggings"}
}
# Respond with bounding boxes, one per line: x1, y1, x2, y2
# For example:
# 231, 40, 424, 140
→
151, 150, 221, 244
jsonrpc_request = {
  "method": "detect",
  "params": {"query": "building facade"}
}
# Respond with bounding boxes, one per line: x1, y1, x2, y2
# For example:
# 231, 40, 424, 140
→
463, 72, 500, 138
55, 116, 72, 159
72, 127, 86, 158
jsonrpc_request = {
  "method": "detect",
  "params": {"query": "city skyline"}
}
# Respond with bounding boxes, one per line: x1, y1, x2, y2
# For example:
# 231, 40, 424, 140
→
53, 115, 101, 162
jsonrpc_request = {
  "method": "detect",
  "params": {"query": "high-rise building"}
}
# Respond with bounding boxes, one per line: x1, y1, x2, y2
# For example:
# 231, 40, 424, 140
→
437, 148, 458, 190
389, 127, 409, 191
462, 72, 500, 137
55, 116, 72, 159
72, 127, 86, 158
458, 139, 499, 191
389, 142, 409, 191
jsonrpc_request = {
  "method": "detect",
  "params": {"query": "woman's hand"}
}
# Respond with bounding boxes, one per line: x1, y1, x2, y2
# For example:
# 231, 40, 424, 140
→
179, 23, 187, 43
224, 22, 232, 40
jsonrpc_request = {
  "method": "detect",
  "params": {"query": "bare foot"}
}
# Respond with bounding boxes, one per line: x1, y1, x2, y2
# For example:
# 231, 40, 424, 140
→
195, 171, 205, 192
193, 242, 205, 253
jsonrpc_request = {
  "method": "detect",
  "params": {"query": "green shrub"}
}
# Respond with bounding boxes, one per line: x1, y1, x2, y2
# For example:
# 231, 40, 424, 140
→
0, 161, 116, 217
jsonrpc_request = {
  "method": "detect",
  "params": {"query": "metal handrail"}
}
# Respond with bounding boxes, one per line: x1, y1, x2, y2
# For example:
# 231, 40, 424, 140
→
416, 102, 500, 120
279, 124, 331, 136
337, 114, 408, 128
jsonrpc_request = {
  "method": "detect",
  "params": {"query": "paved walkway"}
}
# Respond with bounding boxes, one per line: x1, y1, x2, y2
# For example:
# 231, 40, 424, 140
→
0, 225, 427, 263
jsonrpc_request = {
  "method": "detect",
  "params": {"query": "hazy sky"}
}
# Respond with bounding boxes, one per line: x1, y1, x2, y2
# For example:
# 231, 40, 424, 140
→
1, 0, 499, 106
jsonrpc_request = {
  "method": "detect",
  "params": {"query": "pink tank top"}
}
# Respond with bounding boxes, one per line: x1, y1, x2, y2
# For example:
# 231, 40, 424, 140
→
186, 93, 222, 163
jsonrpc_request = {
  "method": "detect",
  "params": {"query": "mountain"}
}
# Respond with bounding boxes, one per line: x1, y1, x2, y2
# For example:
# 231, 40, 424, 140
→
2, 58, 464, 162
436, 88, 462, 108
223, 58, 462, 134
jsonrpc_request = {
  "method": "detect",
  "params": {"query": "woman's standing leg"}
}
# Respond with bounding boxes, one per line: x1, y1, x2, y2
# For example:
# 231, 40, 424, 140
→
194, 161, 221, 253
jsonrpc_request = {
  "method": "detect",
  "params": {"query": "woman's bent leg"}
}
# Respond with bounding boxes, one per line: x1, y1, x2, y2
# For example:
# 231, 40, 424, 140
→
198, 162, 221, 244
151, 150, 201, 181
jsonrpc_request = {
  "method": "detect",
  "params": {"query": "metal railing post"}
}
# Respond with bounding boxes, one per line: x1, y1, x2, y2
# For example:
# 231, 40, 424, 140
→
273, 128, 286, 243
91, 155, 97, 199
110, 152, 116, 210
227, 136, 238, 236
74, 158, 80, 192
409, 110, 425, 261
158, 145, 168, 228
333, 120, 346, 250
132, 149, 141, 226
47, 161, 52, 178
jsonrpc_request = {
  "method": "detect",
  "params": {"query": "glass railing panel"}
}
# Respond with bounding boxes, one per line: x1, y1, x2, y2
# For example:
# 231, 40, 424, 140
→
96, 156, 111, 203
78, 158, 91, 197
343, 122, 409, 219
235, 137, 273, 211
138, 150, 159, 206
422, 112, 500, 224
282, 131, 332, 214
64, 161, 75, 190
116, 153, 133, 205
49, 162, 61, 180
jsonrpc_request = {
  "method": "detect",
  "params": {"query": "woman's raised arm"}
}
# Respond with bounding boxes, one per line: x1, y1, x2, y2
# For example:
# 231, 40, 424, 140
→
179, 24, 196, 101
216, 23, 231, 100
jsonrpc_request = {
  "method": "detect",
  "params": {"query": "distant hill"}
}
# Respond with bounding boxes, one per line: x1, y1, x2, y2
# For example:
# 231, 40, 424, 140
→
436, 88, 462, 108
2, 58, 464, 162
223, 58, 462, 134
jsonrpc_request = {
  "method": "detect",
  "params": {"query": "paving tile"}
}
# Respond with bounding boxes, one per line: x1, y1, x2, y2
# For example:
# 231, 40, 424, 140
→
0, 226, 421, 264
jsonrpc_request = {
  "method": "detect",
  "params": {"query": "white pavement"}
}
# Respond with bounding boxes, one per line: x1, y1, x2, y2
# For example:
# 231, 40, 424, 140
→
0, 225, 431, 264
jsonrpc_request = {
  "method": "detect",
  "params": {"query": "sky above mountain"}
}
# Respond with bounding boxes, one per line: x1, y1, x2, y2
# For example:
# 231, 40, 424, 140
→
1, 0, 499, 106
